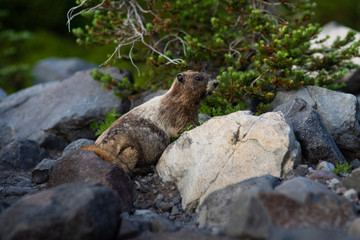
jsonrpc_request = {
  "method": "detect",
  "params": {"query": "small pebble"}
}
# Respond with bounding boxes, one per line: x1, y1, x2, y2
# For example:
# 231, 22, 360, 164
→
316, 161, 335, 172
335, 187, 347, 195
140, 178, 148, 184
157, 202, 174, 212
171, 185, 176, 191
326, 178, 340, 186
155, 194, 164, 202
171, 206, 180, 215
344, 189, 358, 201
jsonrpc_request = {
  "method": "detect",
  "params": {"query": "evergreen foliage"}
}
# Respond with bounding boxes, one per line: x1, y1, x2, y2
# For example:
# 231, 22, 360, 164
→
69, 0, 360, 114
90, 108, 121, 136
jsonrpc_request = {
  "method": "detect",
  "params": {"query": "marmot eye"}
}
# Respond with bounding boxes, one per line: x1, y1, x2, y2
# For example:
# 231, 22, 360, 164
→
195, 76, 201, 81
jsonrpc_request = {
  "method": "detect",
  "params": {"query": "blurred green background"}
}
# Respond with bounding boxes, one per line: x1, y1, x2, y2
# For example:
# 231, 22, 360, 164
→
1, 0, 359, 94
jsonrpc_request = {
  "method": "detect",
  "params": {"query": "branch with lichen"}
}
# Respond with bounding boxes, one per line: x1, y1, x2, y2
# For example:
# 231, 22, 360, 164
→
68, 0, 184, 74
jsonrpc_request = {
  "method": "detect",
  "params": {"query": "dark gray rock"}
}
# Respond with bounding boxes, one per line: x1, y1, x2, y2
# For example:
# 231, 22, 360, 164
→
0, 120, 14, 149
0, 139, 50, 171
197, 175, 280, 228
271, 228, 355, 240
151, 216, 178, 232
118, 217, 141, 239
33, 57, 97, 84
222, 177, 356, 239
274, 98, 346, 165
270, 86, 360, 157
132, 231, 238, 240
49, 150, 133, 213
61, 138, 94, 158
31, 158, 58, 184
341, 168, 360, 192
351, 159, 360, 169
0, 182, 122, 240
341, 67, 360, 95
0, 68, 130, 146
0, 171, 40, 206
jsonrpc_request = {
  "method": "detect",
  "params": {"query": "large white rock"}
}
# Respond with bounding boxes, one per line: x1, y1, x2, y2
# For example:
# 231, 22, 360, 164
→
156, 111, 301, 210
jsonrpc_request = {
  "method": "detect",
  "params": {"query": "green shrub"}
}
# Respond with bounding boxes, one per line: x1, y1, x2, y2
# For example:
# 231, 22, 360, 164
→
0, 10, 33, 93
90, 108, 121, 136
68, 0, 360, 114
333, 162, 352, 175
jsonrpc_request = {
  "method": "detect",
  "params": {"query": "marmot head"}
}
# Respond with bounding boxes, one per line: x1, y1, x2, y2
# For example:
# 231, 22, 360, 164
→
174, 71, 219, 101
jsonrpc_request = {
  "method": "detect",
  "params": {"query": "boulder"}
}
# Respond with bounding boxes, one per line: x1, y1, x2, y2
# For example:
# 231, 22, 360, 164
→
0, 68, 130, 146
273, 98, 346, 165
0, 139, 50, 171
0, 120, 14, 149
341, 168, 360, 192
197, 175, 280, 228
223, 177, 356, 239
270, 86, 360, 157
49, 149, 133, 213
61, 138, 94, 158
31, 158, 58, 184
0, 182, 122, 240
32, 57, 97, 84
156, 111, 301, 210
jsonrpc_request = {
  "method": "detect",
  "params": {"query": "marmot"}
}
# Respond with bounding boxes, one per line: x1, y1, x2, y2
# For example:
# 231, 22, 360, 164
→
82, 71, 219, 174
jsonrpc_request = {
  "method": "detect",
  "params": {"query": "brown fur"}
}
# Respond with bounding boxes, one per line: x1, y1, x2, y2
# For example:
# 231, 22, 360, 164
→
81, 71, 219, 173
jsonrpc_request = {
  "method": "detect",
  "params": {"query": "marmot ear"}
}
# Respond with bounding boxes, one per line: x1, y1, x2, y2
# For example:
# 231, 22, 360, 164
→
177, 73, 184, 83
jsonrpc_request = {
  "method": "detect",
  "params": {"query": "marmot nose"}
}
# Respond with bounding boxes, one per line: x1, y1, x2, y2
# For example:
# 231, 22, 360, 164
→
213, 81, 219, 88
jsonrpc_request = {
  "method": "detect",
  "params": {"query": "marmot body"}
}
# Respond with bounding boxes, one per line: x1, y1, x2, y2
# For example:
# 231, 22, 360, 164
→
82, 71, 219, 173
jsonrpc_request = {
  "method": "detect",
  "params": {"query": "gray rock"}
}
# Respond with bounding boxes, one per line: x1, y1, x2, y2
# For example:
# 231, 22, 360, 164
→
0, 171, 40, 206
151, 216, 178, 232
0, 182, 122, 240
275, 177, 338, 202
0, 139, 50, 171
31, 158, 58, 184
271, 228, 355, 240
270, 86, 360, 156
0, 68, 130, 146
157, 202, 174, 212
197, 175, 280, 228
349, 218, 360, 239
118, 217, 140, 239
351, 159, 360, 169
0, 120, 14, 149
222, 177, 356, 239
341, 168, 360, 192
130, 89, 167, 109
317, 161, 335, 172
274, 98, 346, 165
32, 57, 97, 84
307, 170, 340, 183
61, 138, 94, 158
132, 231, 238, 240
0, 88, 7, 101
49, 150, 133, 213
